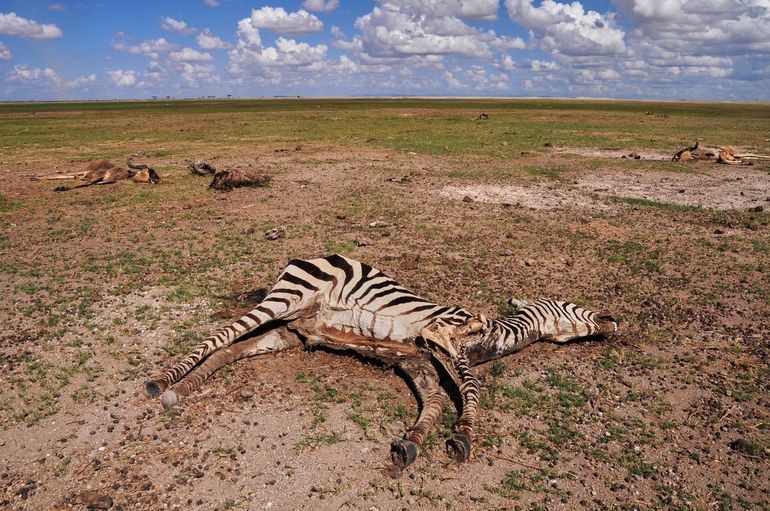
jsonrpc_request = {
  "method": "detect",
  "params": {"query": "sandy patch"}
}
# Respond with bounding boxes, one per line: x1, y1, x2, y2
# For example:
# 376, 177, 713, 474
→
439, 184, 609, 210
576, 166, 770, 210
440, 166, 770, 211
554, 147, 673, 160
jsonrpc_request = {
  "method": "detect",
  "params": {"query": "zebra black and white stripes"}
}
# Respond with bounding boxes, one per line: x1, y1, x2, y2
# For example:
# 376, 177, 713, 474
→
145, 254, 617, 469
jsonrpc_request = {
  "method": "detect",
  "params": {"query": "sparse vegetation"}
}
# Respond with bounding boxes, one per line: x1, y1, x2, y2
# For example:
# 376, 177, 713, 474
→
1, 98, 768, 510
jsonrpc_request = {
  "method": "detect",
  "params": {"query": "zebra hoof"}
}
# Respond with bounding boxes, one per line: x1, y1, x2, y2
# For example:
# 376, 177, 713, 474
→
446, 434, 471, 463
161, 390, 179, 410
144, 380, 163, 398
390, 439, 419, 469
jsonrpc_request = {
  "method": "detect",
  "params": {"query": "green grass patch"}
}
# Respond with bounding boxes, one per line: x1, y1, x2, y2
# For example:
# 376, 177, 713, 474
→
0, 195, 25, 213
525, 165, 569, 180
611, 196, 702, 212
294, 431, 345, 452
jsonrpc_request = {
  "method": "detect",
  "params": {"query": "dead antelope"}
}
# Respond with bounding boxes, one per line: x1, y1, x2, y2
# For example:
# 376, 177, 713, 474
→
673, 141, 770, 165
32, 152, 160, 191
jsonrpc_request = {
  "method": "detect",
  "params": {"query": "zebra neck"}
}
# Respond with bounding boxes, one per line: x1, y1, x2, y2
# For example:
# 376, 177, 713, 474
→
464, 318, 540, 367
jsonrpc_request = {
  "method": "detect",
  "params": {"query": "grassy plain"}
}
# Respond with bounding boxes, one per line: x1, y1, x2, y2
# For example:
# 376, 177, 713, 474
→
1, 98, 769, 510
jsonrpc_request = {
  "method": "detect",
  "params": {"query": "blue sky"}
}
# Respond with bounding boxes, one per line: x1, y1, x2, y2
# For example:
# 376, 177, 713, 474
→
1, 0, 769, 101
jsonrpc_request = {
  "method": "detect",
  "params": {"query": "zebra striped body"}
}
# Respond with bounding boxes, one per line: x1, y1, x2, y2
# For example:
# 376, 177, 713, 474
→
280, 255, 474, 343
145, 254, 617, 470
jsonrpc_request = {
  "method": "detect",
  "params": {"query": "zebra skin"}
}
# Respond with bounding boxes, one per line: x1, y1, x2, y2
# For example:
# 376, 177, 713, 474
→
145, 254, 617, 469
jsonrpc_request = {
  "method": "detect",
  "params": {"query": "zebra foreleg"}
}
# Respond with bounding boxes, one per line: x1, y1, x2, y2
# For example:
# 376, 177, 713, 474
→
160, 328, 302, 410
446, 352, 479, 463
391, 358, 447, 470
418, 318, 483, 463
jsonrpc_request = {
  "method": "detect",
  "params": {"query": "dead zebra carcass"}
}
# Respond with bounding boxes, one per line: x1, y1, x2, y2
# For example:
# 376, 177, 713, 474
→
145, 254, 617, 471
188, 159, 217, 176
33, 152, 160, 191
673, 140, 770, 164
209, 169, 272, 191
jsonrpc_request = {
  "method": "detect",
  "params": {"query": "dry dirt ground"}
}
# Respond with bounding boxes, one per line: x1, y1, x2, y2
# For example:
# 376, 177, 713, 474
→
2, 145, 769, 511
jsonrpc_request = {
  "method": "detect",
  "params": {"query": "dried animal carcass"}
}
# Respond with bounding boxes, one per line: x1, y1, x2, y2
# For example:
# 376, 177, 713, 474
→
188, 159, 217, 176
208, 169, 272, 191
33, 152, 159, 192
673, 140, 770, 165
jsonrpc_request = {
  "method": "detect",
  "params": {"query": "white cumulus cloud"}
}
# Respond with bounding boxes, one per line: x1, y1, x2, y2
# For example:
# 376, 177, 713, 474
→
169, 47, 213, 62
351, 2, 522, 60
0, 12, 62, 39
203, 0, 219, 6
197, 29, 232, 50
0, 41, 10, 60
173, 62, 219, 87
160, 16, 197, 35
302, 0, 340, 12
6, 64, 96, 89
107, 69, 137, 87
228, 17, 330, 77
249, 7, 323, 35
112, 35, 179, 58
505, 0, 626, 57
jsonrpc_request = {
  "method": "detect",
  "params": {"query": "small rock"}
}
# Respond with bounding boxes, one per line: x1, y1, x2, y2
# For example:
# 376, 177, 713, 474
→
629, 152, 641, 160
678, 189, 685, 193
354, 238, 370, 247
76, 491, 113, 510
385, 176, 412, 184
335, 213, 347, 220
747, 205, 764, 212
462, 195, 473, 203
15, 481, 37, 500
729, 438, 761, 456
264, 226, 286, 241
240, 389, 254, 400
543, 142, 552, 147
368, 221, 388, 228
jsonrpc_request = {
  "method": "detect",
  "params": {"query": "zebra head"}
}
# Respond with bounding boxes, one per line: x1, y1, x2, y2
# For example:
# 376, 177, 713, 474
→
465, 298, 617, 365
504, 297, 617, 343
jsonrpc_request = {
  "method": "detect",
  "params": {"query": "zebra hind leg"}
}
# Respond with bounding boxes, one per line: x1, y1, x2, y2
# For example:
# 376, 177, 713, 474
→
160, 328, 302, 410
144, 286, 312, 401
391, 359, 447, 470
